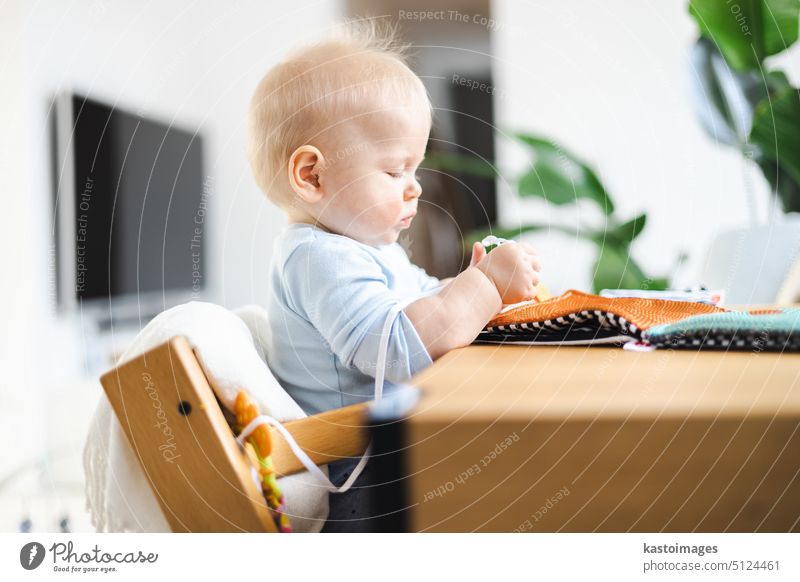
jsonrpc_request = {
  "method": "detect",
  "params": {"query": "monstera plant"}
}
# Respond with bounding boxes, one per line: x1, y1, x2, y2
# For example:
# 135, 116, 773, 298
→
687, 0, 800, 212
425, 134, 676, 293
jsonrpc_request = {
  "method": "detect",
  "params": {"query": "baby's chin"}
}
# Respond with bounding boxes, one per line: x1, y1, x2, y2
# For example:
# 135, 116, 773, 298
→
357, 230, 402, 248
331, 221, 407, 247
369, 234, 401, 247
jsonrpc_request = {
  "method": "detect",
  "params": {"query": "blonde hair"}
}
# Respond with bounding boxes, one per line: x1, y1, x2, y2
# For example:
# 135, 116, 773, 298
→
246, 19, 432, 208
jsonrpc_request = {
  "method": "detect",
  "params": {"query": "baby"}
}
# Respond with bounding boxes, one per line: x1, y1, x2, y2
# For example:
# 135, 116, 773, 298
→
246, 22, 540, 527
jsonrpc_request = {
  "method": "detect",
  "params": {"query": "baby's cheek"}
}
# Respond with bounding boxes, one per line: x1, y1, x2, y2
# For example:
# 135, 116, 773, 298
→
365, 199, 398, 220
386, 197, 405, 215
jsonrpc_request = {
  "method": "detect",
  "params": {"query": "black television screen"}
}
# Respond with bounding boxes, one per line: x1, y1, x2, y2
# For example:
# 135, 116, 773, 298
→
56, 94, 206, 311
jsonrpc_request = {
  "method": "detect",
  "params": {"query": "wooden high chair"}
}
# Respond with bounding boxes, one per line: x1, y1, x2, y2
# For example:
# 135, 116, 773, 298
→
100, 336, 396, 533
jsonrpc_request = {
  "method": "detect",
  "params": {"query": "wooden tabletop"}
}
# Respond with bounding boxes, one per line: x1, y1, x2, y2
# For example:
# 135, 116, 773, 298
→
401, 343, 800, 532
410, 344, 800, 422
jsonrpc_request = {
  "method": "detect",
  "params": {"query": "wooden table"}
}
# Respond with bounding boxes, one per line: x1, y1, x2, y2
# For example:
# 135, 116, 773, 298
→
370, 344, 800, 532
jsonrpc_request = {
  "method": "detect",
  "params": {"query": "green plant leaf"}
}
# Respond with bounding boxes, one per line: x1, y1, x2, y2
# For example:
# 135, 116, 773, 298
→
750, 85, 800, 210
760, 0, 800, 56
591, 245, 650, 293
688, 37, 767, 147
763, 69, 793, 93
757, 158, 800, 212
463, 223, 580, 253
463, 219, 674, 291
750, 86, 800, 182
421, 151, 498, 179
514, 133, 615, 215
644, 278, 671, 291
688, 0, 800, 71
517, 164, 579, 205
603, 213, 648, 246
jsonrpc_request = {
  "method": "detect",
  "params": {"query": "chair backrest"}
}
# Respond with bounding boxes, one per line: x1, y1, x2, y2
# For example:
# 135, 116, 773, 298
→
101, 337, 277, 532
100, 336, 369, 532
701, 216, 800, 304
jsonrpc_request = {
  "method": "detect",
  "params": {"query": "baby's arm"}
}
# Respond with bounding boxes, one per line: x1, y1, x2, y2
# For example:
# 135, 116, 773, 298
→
405, 267, 500, 360
421, 242, 493, 291
405, 241, 541, 360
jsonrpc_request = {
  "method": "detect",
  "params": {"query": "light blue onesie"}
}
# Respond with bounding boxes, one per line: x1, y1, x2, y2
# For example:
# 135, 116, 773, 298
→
265, 223, 441, 416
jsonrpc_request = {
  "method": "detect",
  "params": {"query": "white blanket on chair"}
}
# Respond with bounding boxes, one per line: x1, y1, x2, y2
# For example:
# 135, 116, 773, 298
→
83, 301, 329, 533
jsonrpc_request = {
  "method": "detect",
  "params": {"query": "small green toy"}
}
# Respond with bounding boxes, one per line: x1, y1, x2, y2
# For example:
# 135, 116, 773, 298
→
481, 235, 513, 253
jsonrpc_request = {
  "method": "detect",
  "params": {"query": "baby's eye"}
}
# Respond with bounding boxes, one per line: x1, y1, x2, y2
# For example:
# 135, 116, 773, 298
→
385, 171, 403, 179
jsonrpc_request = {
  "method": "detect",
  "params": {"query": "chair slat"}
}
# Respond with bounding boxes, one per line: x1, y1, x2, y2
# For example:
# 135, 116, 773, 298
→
269, 402, 370, 477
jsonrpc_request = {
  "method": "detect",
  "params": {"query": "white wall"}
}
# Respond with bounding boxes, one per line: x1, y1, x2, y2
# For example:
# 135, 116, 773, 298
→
0, 0, 342, 530
492, 0, 799, 293
0, 0, 47, 502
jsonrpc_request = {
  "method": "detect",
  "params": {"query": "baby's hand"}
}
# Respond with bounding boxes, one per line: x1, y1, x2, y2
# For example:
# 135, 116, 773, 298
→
469, 241, 487, 267
474, 241, 541, 304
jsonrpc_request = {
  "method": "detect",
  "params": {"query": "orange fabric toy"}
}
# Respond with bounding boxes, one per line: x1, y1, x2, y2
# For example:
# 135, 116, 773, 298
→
486, 289, 725, 337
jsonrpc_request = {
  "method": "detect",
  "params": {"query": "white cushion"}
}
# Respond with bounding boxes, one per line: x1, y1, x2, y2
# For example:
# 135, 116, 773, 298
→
83, 301, 328, 533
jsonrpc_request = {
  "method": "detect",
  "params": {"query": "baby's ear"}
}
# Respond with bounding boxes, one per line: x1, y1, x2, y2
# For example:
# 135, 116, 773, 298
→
288, 145, 325, 203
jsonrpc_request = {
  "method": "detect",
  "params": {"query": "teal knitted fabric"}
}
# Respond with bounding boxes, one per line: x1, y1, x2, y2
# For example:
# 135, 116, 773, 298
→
643, 309, 800, 351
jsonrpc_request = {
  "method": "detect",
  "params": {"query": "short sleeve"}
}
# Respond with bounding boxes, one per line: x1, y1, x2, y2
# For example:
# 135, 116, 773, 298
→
283, 239, 433, 383
408, 261, 442, 292
389, 243, 442, 292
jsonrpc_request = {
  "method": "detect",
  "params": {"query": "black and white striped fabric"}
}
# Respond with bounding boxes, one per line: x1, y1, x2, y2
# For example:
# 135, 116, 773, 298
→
479, 309, 642, 345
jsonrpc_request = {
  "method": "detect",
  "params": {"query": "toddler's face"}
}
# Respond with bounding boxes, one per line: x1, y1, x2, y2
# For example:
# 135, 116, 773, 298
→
313, 104, 430, 247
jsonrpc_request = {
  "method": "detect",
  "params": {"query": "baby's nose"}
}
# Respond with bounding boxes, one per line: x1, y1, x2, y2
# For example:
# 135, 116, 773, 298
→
404, 180, 422, 200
